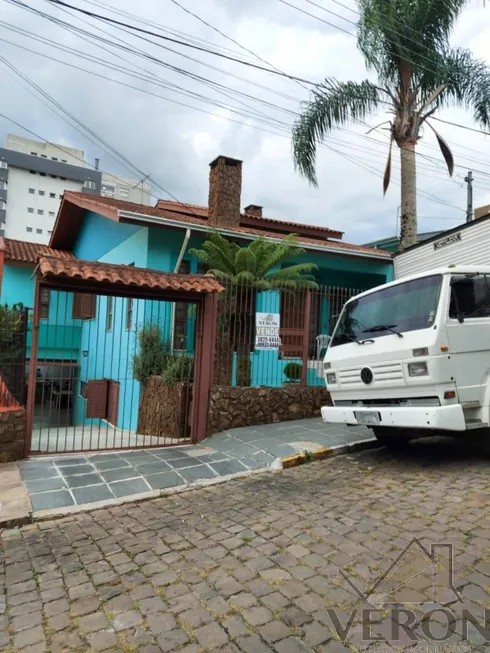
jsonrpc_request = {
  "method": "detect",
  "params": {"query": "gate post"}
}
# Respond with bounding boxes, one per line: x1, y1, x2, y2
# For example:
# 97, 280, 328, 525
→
301, 291, 312, 387
191, 293, 218, 443
25, 278, 41, 457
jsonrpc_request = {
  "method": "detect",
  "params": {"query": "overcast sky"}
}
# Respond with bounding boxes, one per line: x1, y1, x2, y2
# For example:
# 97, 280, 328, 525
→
1, 0, 490, 245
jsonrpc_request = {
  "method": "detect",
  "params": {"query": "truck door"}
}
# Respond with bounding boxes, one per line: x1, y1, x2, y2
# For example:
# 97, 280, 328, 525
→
446, 274, 490, 404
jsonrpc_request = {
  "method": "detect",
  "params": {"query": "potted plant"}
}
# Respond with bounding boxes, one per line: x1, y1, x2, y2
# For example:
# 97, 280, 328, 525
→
283, 362, 302, 385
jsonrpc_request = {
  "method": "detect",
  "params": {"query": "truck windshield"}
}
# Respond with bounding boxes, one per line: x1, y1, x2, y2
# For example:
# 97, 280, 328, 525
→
330, 274, 442, 347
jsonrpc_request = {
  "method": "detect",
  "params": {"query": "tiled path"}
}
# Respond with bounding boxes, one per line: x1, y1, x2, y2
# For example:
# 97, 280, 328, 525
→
19, 419, 374, 513
3, 439, 490, 652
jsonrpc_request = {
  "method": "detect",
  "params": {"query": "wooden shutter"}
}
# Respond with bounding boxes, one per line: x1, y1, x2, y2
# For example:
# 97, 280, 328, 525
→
107, 381, 120, 427
73, 293, 97, 319
85, 379, 108, 418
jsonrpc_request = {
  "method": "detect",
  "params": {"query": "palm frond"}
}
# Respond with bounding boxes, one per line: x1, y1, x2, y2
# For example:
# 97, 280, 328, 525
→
292, 78, 381, 185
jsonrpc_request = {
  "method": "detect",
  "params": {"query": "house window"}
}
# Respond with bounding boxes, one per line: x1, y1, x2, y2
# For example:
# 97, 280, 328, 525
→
38, 209, 44, 215
80, 381, 87, 399
173, 260, 190, 349
27, 207, 34, 213
49, 192, 55, 198
279, 290, 321, 358
26, 227, 32, 233
40, 288, 50, 319
39, 190, 45, 196
72, 293, 97, 320
106, 296, 113, 331
84, 180, 96, 190
28, 188, 35, 194
36, 228, 42, 234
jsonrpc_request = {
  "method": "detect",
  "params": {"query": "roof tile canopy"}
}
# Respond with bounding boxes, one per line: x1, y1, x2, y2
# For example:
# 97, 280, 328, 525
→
1, 238, 75, 264
38, 256, 225, 293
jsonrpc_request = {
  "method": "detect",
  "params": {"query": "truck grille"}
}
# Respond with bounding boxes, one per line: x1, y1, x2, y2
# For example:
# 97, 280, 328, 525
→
338, 362, 404, 386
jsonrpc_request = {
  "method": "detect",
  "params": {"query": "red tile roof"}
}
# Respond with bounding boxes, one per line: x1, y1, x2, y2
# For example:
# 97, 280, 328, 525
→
1, 238, 75, 264
38, 256, 225, 293
57, 193, 391, 259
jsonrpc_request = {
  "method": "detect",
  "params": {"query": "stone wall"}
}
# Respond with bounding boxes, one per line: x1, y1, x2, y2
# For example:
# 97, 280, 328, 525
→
0, 407, 25, 462
137, 376, 191, 440
207, 385, 331, 436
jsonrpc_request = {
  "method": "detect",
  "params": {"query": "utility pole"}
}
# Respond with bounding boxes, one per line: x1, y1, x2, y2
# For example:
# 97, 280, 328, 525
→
465, 171, 473, 223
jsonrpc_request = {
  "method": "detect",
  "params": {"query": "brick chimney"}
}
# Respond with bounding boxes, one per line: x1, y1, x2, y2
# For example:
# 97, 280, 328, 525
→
244, 204, 263, 218
208, 155, 242, 228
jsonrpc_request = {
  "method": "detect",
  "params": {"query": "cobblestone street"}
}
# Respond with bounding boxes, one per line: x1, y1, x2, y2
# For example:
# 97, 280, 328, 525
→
2, 438, 490, 652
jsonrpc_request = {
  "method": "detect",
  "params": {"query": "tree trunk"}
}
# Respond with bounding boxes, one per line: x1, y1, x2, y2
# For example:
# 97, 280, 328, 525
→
399, 141, 417, 252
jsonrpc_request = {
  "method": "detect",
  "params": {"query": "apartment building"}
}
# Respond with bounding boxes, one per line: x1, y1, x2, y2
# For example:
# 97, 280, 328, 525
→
0, 135, 152, 243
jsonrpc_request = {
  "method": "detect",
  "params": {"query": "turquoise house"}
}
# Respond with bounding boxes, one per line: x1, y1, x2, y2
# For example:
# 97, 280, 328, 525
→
0, 155, 393, 433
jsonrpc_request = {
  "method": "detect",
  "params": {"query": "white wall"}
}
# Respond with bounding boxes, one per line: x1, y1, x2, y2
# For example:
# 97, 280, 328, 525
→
4, 167, 83, 243
101, 172, 152, 206
6, 134, 85, 166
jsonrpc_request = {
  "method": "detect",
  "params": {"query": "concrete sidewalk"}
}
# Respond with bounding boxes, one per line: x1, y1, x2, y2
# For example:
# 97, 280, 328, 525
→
1, 419, 375, 524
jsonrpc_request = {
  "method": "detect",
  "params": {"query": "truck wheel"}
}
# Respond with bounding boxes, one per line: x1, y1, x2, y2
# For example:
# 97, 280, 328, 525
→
372, 427, 411, 450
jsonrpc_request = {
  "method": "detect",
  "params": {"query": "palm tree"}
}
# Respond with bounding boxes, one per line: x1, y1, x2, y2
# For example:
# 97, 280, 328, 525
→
292, 0, 490, 251
189, 231, 318, 289
190, 232, 318, 385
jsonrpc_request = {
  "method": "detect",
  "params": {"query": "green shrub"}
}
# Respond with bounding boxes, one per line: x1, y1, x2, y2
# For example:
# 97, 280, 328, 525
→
236, 354, 251, 387
284, 362, 302, 383
162, 355, 194, 384
133, 325, 171, 384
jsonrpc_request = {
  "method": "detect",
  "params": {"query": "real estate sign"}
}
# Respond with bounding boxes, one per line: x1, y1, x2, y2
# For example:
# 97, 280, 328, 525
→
255, 312, 280, 350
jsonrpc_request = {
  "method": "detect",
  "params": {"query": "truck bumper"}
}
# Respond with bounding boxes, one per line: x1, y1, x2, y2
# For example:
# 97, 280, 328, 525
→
321, 404, 466, 432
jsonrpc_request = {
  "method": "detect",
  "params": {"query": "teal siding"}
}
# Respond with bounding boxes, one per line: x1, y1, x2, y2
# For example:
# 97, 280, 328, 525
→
73, 211, 141, 261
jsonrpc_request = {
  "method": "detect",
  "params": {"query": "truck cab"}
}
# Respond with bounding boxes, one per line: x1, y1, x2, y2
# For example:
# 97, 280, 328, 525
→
322, 266, 490, 447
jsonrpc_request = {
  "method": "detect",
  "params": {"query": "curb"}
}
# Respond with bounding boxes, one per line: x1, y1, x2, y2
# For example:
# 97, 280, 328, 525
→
281, 437, 380, 469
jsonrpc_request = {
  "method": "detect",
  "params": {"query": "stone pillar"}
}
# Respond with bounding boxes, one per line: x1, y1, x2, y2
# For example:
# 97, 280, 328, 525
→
208, 156, 242, 228
0, 408, 26, 462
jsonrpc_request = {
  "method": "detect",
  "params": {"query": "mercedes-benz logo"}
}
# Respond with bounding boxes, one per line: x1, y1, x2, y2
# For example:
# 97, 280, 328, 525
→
360, 367, 373, 385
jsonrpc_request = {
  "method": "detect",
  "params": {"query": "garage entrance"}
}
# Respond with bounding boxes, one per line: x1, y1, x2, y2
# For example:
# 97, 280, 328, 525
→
25, 256, 220, 455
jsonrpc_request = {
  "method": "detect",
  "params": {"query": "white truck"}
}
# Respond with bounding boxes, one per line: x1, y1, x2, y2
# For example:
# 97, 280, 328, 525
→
321, 264, 490, 448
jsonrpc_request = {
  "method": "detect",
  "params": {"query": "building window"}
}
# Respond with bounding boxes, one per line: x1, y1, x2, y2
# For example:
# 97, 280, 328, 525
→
49, 211, 55, 217
41, 154, 47, 159
59, 194, 63, 199
36, 228, 42, 234
106, 296, 113, 331
40, 172, 46, 177
26, 227, 32, 233
49, 192, 55, 198
84, 180, 96, 190
51, 157, 58, 161
39, 190, 45, 196
30, 170, 36, 175
0, 161, 7, 169
101, 184, 115, 198
51, 175, 57, 179
31, 152, 37, 156
37, 209, 44, 215
27, 207, 34, 213
60, 176, 66, 181
48, 230, 52, 235
119, 187, 129, 198
61, 159, 67, 163
40, 288, 50, 319
28, 188, 35, 194
72, 293, 97, 320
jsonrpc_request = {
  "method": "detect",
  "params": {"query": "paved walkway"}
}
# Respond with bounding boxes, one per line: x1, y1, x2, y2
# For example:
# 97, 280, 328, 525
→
2, 438, 490, 652
18, 419, 374, 515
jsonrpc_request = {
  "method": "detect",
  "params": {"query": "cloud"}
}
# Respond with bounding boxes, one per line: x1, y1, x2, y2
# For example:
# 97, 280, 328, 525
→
1, 0, 489, 246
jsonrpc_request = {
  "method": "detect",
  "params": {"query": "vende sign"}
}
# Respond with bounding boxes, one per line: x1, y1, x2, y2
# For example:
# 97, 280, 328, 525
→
255, 312, 280, 350
433, 232, 462, 250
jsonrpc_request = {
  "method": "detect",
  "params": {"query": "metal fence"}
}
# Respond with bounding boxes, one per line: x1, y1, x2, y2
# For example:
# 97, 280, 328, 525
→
0, 305, 28, 408
213, 282, 362, 389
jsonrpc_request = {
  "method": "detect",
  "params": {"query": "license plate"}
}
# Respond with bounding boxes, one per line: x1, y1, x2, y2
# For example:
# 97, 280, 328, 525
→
354, 411, 381, 426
